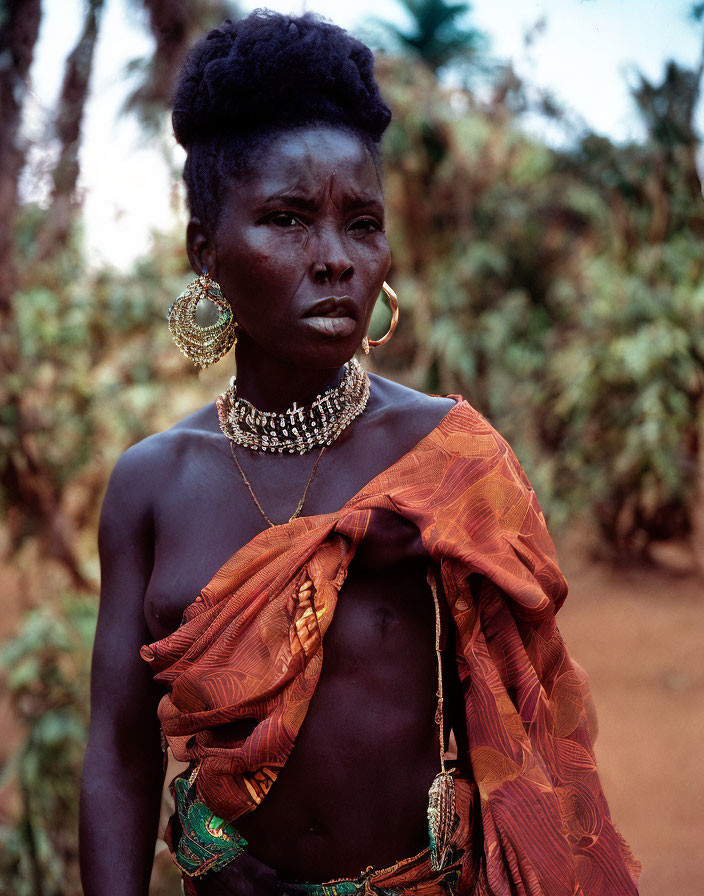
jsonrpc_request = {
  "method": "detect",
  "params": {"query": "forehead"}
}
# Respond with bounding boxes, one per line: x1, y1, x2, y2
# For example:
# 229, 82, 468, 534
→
232, 127, 383, 203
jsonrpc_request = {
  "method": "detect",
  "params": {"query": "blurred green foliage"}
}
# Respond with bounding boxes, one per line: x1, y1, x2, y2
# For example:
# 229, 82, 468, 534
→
374, 53, 704, 553
0, 222, 212, 893
373, 0, 487, 73
0, 597, 96, 896
1, 10, 704, 894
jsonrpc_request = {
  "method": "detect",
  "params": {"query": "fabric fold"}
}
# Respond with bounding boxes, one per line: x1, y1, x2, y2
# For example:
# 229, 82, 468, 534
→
141, 399, 641, 895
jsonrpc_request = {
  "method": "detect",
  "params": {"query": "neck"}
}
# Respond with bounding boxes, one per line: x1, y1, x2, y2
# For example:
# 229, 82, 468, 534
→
232, 335, 347, 412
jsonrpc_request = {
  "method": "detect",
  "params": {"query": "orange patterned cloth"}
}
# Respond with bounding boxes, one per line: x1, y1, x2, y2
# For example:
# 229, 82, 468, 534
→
141, 400, 641, 895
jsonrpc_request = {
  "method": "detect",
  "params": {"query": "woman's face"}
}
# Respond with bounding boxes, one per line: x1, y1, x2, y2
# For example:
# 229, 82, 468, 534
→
206, 126, 391, 369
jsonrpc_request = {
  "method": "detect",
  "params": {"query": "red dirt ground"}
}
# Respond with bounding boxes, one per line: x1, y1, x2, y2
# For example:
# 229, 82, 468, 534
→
555, 537, 704, 896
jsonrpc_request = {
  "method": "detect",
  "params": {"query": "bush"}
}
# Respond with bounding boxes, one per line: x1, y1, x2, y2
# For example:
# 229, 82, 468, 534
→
0, 597, 97, 896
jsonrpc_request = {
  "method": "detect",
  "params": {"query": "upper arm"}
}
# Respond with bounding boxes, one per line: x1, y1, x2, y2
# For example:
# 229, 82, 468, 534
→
88, 442, 163, 765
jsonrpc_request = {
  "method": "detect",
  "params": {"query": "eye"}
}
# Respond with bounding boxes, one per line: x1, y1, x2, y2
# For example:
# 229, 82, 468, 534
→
347, 217, 383, 235
268, 213, 302, 228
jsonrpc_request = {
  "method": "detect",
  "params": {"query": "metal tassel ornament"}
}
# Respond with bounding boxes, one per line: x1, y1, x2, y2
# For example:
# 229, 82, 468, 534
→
428, 769, 457, 871
427, 572, 458, 871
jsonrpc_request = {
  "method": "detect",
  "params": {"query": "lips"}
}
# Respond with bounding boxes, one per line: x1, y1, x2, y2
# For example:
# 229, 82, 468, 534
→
301, 296, 358, 338
302, 296, 358, 320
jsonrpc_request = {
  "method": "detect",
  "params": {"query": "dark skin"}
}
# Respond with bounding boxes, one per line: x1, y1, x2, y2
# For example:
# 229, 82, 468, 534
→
79, 127, 467, 896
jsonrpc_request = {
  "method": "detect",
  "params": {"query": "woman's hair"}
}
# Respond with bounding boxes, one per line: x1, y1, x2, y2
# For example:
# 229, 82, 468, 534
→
173, 10, 392, 230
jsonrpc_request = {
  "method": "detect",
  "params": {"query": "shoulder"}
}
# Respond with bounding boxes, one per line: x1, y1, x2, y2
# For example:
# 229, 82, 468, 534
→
111, 402, 218, 481
355, 375, 458, 460
368, 376, 528, 477
366, 374, 456, 427
99, 402, 219, 540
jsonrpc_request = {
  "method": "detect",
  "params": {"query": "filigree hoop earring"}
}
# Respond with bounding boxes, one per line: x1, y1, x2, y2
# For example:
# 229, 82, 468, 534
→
168, 269, 237, 369
362, 281, 399, 353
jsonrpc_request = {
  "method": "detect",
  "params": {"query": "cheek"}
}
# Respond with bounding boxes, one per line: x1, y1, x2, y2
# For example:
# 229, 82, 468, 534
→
219, 238, 306, 319
351, 233, 391, 274
359, 239, 392, 325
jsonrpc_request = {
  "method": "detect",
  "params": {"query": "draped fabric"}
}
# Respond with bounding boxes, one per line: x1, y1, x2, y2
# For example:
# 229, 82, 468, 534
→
141, 400, 641, 895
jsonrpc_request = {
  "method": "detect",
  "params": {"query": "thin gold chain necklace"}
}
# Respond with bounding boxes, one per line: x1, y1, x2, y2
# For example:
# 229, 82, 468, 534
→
229, 442, 326, 528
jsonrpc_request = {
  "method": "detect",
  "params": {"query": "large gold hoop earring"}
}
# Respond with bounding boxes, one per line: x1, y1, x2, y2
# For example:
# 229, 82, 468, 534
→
168, 269, 237, 369
362, 282, 399, 353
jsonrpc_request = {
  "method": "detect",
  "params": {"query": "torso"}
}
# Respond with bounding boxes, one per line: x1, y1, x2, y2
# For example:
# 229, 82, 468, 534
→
140, 375, 460, 882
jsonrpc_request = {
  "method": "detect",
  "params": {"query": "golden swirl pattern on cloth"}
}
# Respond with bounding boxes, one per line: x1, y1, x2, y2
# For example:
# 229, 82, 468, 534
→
141, 399, 641, 895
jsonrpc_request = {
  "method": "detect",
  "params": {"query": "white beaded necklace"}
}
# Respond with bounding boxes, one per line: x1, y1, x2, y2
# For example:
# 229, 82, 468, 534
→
216, 359, 370, 455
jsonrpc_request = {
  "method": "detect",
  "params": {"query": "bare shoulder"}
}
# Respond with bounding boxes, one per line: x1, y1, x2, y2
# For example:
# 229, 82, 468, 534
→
366, 374, 457, 430
339, 374, 460, 475
99, 402, 218, 535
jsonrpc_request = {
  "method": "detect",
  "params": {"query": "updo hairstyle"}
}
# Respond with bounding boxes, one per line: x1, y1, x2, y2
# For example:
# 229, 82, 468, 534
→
172, 10, 392, 230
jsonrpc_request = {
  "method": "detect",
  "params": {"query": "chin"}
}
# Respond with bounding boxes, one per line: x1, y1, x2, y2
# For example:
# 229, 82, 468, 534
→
277, 328, 361, 369
296, 343, 360, 371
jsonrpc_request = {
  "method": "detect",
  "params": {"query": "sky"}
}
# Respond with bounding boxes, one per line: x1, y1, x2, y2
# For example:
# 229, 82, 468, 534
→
23, 0, 704, 268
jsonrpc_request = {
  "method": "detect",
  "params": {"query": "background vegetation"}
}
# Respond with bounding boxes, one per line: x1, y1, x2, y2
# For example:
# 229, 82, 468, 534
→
1, 0, 703, 893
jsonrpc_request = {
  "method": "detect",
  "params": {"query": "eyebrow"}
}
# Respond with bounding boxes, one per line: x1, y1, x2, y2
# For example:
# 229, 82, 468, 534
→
260, 191, 383, 210
262, 193, 318, 210
345, 195, 385, 210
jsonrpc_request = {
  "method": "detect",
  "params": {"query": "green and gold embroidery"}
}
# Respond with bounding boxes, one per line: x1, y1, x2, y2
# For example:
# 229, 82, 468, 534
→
172, 774, 248, 877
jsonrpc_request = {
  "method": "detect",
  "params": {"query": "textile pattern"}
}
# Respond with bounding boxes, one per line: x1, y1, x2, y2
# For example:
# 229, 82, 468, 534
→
174, 768, 476, 896
141, 399, 641, 895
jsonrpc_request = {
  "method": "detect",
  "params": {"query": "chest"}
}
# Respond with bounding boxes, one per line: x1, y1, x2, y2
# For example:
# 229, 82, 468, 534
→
143, 438, 430, 642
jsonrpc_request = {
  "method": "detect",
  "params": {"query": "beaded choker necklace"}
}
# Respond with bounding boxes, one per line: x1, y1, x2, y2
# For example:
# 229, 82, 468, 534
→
216, 359, 370, 455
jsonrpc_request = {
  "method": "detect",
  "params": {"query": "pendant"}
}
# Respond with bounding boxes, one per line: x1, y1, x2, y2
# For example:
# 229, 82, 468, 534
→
427, 769, 457, 871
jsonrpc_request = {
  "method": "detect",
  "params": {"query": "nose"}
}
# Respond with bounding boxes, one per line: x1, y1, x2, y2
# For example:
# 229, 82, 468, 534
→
310, 225, 354, 285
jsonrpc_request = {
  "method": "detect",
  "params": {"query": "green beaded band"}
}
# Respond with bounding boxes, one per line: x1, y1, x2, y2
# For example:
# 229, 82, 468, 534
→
280, 866, 461, 896
281, 880, 367, 896
171, 774, 248, 877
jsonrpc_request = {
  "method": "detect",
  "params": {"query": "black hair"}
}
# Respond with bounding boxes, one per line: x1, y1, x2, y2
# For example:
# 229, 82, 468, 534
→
172, 10, 392, 230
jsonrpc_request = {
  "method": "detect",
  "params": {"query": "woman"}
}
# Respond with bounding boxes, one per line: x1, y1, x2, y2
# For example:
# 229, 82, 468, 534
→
79, 11, 640, 896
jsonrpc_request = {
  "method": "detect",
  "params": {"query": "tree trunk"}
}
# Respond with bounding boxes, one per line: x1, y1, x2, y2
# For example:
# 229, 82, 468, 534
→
36, 0, 104, 259
0, 0, 42, 323
128, 0, 235, 130
693, 399, 704, 577
141, 0, 194, 107
0, 0, 96, 589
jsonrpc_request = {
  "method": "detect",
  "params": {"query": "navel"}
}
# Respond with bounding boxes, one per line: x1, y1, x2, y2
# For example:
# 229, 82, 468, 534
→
375, 604, 396, 637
